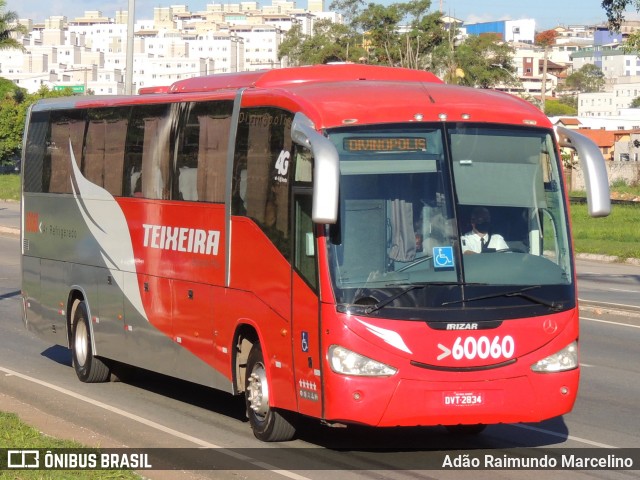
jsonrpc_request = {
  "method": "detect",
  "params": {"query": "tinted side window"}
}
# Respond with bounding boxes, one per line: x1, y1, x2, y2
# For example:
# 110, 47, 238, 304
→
23, 110, 50, 193
174, 100, 233, 203
84, 107, 129, 196
124, 104, 173, 199
47, 109, 87, 194
232, 108, 294, 259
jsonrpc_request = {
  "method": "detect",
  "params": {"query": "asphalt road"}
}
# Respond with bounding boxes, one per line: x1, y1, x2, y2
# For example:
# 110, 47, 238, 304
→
1, 227, 639, 479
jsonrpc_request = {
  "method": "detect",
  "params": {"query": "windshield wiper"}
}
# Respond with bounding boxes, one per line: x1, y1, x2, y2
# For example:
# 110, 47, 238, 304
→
354, 282, 483, 315
396, 254, 433, 272
363, 284, 424, 314
441, 286, 564, 311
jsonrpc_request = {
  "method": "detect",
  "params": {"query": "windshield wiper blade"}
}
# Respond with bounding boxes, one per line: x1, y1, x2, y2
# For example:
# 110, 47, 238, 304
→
364, 285, 424, 314
338, 282, 489, 315
362, 282, 484, 315
441, 286, 564, 311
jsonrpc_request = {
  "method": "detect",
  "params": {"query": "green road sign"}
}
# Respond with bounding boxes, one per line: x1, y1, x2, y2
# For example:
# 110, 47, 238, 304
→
53, 85, 85, 93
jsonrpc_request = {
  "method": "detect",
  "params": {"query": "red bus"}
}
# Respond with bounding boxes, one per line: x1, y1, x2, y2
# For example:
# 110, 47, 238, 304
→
20, 64, 610, 441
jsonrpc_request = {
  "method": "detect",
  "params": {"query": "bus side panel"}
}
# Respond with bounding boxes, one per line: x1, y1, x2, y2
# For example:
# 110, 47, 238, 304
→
229, 217, 291, 323
38, 259, 71, 346
173, 279, 233, 391
125, 272, 178, 379
215, 287, 297, 411
21, 256, 43, 335
92, 267, 126, 361
227, 217, 296, 411
22, 194, 96, 348
116, 199, 227, 285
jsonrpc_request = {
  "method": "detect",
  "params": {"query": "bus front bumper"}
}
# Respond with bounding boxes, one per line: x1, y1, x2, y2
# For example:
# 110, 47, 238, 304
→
322, 369, 579, 428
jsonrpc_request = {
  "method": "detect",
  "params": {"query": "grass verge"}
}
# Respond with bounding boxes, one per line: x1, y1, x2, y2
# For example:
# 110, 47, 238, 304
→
569, 201, 640, 260
3, 173, 639, 259
0, 411, 138, 479
0, 174, 19, 201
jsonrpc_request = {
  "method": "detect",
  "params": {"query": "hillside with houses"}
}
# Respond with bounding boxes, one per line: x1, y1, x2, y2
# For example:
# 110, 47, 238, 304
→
1, 1, 640, 180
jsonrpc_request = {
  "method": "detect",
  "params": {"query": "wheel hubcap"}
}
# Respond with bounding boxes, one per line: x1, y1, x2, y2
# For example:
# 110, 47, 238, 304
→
247, 362, 269, 419
74, 320, 88, 367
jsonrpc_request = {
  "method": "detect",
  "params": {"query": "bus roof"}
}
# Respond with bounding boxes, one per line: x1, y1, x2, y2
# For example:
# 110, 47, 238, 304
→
32, 64, 550, 130
166, 64, 443, 93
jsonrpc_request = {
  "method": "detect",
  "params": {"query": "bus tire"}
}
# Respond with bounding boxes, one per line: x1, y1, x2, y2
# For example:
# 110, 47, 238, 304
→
71, 300, 110, 383
245, 344, 296, 442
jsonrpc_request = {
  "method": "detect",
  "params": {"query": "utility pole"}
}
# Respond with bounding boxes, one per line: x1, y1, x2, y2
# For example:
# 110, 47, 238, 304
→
125, 0, 135, 95
540, 45, 549, 112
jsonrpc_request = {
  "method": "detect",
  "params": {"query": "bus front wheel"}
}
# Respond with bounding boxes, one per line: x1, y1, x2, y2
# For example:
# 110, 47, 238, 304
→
245, 344, 296, 442
71, 300, 110, 383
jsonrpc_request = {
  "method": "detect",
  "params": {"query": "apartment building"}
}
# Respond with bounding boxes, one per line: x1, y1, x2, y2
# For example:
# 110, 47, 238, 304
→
570, 39, 640, 117
4, 1, 329, 94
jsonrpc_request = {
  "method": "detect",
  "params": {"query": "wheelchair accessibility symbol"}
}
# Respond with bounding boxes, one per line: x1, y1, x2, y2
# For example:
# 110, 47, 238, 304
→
432, 246, 455, 269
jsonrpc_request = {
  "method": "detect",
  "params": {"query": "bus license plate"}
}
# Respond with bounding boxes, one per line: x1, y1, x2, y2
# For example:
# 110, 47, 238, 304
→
442, 391, 484, 406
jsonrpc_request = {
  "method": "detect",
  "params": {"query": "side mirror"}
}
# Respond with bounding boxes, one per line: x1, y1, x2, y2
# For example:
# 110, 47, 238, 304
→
555, 126, 611, 217
291, 112, 339, 224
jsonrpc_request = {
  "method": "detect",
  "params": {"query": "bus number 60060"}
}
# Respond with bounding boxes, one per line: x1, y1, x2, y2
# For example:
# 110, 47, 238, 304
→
451, 335, 515, 361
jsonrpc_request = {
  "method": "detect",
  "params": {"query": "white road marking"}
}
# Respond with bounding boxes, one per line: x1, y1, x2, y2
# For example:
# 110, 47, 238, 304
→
580, 299, 640, 310
510, 424, 617, 448
581, 316, 640, 329
0, 365, 310, 480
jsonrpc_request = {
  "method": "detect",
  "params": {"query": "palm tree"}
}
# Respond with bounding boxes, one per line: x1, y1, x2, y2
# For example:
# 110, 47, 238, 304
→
0, 0, 26, 52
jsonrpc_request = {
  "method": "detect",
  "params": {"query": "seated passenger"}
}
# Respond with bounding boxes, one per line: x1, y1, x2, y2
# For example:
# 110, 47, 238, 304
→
461, 207, 509, 254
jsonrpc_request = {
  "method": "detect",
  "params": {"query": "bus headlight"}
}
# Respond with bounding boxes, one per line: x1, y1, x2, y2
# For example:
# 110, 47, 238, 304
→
328, 345, 397, 376
531, 341, 578, 373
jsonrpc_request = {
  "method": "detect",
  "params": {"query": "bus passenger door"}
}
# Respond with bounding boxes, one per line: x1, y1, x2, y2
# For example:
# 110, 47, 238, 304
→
291, 192, 322, 417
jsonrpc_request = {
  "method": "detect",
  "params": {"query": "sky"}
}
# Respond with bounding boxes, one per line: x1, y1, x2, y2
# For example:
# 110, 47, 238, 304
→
2, 0, 631, 30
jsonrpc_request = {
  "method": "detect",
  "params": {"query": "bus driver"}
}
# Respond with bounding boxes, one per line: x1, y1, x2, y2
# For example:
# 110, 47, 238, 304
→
461, 206, 509, 254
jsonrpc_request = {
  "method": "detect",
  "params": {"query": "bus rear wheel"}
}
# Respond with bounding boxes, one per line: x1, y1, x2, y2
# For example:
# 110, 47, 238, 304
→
71, 300, 110, 383
245, 344, 296, 442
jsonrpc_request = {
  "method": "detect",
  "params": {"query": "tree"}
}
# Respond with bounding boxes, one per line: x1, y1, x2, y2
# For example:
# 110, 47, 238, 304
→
278, 20, 365, 65
564, 64, 605, 93
329, 0, 366, 25
281, 0, 513, 90
535, 29, 558, 113
280, 0, 446, 69
392, 0, 445, 69
602, 0, 639, 30
0, 85, 74, 163
449, 33, 517, 89
630, 96, 640, 107
602, 1, 640, 50
278, 24, 309, 66
535, 29, 558, 47
357, 3, 403, 65
544, 99, 578, 116
0, 0, 26, 51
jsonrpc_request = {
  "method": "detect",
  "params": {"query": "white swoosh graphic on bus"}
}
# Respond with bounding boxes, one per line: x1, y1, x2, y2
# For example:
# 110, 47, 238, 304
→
356, 318, 412, 354
68, 140, 148, 321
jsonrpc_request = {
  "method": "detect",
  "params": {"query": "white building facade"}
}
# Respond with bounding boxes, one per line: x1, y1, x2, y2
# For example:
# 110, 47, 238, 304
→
2, 1, 335, 94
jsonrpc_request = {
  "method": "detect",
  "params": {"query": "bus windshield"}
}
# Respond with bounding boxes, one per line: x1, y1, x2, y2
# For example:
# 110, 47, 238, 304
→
326, 123, 572, 320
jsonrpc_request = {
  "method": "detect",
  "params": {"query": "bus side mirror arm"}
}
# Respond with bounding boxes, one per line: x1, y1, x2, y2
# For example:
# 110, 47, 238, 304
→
555, 126, 611, 217
291, 112, 339, 224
